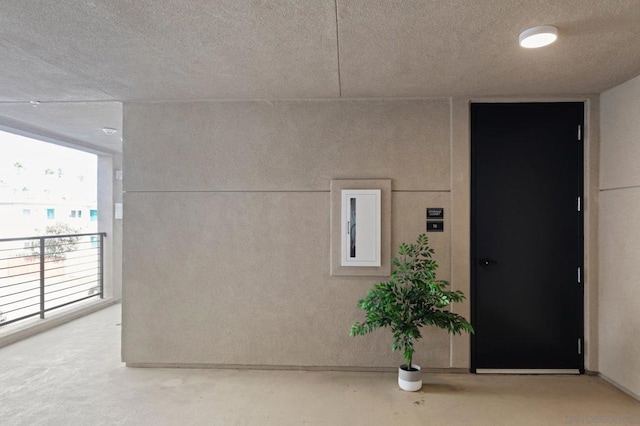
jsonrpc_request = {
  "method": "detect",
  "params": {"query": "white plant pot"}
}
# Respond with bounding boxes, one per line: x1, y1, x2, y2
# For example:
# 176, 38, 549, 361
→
398, 364, 422, 391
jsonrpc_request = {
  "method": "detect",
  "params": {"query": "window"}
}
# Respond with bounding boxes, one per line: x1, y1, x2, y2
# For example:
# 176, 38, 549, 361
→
22, 209, 31, 216
47, 208, 55, 219
90, 209, 98, 221
70, 209, 82, 218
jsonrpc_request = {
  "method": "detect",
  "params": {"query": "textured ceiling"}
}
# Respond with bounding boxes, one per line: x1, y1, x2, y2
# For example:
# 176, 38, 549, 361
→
338, 0, 640, 97
0, 0, 339, 101
1, 0, 639, 102
0, 102, 122, 153
1, 0, 640, 147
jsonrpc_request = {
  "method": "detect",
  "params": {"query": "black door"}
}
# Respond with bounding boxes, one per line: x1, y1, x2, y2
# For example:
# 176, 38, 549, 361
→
471, 103, 584, 372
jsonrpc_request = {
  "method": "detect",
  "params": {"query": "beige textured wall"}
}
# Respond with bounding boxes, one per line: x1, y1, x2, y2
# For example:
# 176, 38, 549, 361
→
450, 98, 471, 367
98, 153, 123, 301
124, 100, 450, 192
599, 75, 640, 397
122, 97, 599, 371
123, 100, 458, 368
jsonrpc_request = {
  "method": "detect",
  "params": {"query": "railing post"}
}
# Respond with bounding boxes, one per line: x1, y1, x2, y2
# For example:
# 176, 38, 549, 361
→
39, 237, 45, 319
99, 233, 104, 299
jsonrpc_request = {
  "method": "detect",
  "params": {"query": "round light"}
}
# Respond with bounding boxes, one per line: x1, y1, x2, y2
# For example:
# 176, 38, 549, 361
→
102, 127, 118, 136
519, 25, 558, 48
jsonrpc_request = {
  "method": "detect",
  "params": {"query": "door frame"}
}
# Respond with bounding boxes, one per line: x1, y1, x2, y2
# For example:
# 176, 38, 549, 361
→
469, 101, 586, 373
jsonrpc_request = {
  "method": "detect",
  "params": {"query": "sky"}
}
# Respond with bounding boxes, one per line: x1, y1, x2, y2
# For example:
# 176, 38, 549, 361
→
0, 130, 97, 204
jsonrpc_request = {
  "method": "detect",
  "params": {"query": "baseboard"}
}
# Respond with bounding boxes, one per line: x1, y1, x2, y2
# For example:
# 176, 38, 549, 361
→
0, 299, 119, 349
598, 372, 640, 402
125, 363, 469, 374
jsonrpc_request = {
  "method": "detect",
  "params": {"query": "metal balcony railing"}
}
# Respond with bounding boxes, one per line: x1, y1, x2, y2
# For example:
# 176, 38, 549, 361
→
0, 232, 106, 327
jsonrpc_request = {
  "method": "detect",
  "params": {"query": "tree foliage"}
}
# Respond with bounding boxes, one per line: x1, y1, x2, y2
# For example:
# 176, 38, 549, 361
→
30, 223, 81, 260
350, 234, 473, 368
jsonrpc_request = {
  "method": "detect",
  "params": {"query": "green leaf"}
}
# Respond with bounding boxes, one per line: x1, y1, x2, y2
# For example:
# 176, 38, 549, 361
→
350, 233, 473, 362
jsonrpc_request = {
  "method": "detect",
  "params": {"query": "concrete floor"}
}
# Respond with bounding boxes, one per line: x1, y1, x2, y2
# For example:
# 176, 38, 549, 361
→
1, 305, 639, 426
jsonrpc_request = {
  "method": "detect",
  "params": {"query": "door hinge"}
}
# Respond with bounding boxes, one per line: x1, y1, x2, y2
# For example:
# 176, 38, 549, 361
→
577, 196, 581, 212
578, 125, 582, 141
578, 338, 582, 355
577, 266, 581, 284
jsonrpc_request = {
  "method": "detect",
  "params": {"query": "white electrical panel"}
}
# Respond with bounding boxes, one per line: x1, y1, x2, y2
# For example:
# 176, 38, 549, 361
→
114, 203, 123, 220
341, 189, 381, 267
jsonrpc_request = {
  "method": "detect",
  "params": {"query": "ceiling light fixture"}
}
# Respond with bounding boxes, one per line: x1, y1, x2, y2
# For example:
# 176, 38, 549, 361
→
519, 25, 558, 48
102, 127, 118, 136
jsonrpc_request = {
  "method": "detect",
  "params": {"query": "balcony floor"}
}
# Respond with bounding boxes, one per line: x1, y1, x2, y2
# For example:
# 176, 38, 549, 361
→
1, 304, 639, 425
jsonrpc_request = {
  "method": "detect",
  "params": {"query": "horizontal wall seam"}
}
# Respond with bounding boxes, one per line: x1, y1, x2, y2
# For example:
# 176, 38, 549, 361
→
599, 184, 640, 192
122, 96, 452, 104
124, 190, 328, 193
123, 189, 452, 194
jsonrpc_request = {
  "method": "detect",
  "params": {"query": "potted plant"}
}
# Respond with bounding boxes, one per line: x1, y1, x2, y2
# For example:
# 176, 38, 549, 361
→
350, 234, 473, 391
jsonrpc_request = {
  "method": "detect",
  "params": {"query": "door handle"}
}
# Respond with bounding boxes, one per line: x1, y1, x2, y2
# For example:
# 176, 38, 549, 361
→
479, 258, 497, 266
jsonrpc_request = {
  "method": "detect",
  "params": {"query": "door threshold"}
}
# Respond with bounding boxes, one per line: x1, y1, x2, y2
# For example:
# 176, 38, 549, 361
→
476, 369, 580, 375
